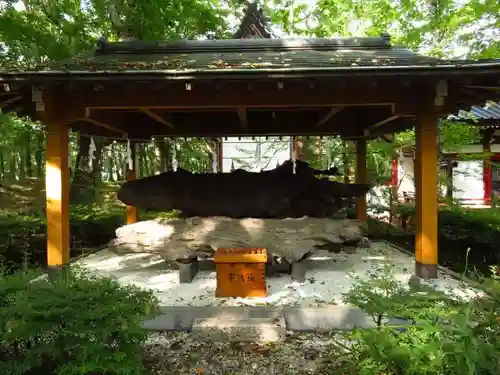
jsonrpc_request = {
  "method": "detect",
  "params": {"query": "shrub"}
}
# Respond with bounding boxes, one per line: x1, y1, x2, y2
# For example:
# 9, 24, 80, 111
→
368, 206, 500, 274
0, 204, 180, 273
334, 263, 500, 375
0, 205, 126, 272
0, 267, 160, 375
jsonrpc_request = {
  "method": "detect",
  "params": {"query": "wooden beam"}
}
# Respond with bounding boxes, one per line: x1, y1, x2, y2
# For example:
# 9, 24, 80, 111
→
72, 108, 419, 138
462, 85, 500, 91
369, 115, 401, 129
82, 109, 128, 134
66, 81, 417, 110
140, 108, 174, 129
83, 117, 125, 134
317, 106, 344, 125
355, 138, 367, 221
415, 105, 438, 279
236, 107, 248, 130
0, 95, 21, 108
126, 142, 140, 224
45, 117, 70, 268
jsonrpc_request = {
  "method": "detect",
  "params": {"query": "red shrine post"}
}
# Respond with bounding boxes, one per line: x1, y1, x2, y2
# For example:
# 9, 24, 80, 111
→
1, 35, 499, 280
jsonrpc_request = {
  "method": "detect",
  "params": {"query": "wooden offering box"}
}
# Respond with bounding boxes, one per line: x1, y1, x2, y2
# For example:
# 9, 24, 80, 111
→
214, 248, 268, 298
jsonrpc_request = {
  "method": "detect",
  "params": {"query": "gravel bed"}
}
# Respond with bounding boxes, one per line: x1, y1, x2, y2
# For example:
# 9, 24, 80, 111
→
143, 331, 350, 375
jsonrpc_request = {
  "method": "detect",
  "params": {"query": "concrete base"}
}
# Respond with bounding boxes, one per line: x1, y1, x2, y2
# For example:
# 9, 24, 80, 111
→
358, 237, 371, 248
291, 261, 306, 282
408, 274, 440, 291
191, 316, 286, 342
47, 265, 70, 282
266, 257, 292, 277
178, 258, 198, 283
142, 305, 376, 334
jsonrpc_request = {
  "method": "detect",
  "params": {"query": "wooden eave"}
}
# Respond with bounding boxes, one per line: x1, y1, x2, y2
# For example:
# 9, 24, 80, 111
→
0, 37, 499, 140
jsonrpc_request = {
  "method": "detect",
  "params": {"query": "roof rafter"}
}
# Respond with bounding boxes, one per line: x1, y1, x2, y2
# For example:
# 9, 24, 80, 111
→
140, 108, 174, 129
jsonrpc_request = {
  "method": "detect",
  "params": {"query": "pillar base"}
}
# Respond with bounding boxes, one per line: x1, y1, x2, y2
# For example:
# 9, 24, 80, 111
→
178, 258, 199, 283
47, 265, 71, 282
414, 262, 438, 279
291, 262, 306, 283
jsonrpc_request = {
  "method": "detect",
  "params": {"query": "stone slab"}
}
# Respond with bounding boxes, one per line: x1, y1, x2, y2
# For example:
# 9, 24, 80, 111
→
142, 306, 283, 331
191, 316, 286, 342
141, 306, 375, 332
284, 306, 376, 332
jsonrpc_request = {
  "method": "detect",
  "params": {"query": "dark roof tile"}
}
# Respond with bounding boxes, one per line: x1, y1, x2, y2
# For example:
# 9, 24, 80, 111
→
32, 36, 447, 73
2, 36, 499, 75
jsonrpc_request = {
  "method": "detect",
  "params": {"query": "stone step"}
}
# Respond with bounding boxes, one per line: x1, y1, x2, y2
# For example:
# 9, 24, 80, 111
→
191, 316, 286, 342
142, 306, 375, 332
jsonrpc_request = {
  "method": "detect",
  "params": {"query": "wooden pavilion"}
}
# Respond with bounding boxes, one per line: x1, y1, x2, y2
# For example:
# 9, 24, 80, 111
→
451, 102, 500, 203
1, 31, 499, 280
398, 101, 500, 205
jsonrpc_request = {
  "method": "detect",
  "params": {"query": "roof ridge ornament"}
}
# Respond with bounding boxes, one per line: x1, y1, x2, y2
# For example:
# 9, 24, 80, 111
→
380, 33, 391, 45
96, 37, 110, 53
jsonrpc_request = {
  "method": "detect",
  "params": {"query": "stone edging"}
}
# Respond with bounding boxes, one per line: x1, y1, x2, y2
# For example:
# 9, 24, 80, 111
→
142, 305, 377, 332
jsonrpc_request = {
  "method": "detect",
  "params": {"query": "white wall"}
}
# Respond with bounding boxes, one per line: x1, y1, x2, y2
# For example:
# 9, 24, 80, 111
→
398, 154, 415, 197
396, 145, 487, 202
222, 137, 291, 172
452, 160, 483, 200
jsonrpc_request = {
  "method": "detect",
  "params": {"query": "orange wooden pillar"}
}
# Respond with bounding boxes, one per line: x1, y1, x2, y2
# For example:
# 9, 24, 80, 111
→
355, 138, 367, 220
126, 142, 140, 224
415, 108, 438, 279
45, 119, 70, 268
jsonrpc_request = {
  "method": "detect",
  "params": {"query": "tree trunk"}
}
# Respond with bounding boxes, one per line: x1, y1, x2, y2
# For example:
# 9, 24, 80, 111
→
106, 148, 115, 182
9, 152, 16, 180
70, 135, 102, 205
35, 132, 44, 178
139, 144, 148, 177
0, 151, 4, 179
165, 138, 173, 171
157, 138, 168, 173
18, 149, 25, 181
446, 158, 453, 199
24, 133, 33, 178
342, 141, 350, 184
92, 139, 103, 189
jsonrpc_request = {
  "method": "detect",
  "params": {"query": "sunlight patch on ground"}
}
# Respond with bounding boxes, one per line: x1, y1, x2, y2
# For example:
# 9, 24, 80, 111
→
75, 241, 481, 307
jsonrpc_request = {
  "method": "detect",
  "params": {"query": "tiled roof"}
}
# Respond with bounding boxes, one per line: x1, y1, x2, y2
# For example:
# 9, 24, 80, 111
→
467, 102, 500, 120
450, 102, 500, 124
2, 36, 499, 75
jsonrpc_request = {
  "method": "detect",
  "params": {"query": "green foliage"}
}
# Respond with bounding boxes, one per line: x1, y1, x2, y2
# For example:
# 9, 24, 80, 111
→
440, 120, 481, 153
0, 267, 160, 375
367, 206, 500, 275
337, 264, 500, 375
0, 205, 125, 272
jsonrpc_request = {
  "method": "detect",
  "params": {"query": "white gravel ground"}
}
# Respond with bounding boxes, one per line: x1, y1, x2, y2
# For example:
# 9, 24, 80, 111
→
75, 241, 480, 306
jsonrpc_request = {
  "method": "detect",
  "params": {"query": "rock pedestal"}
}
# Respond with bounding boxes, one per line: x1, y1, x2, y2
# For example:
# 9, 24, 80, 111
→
107, 216, 368, 283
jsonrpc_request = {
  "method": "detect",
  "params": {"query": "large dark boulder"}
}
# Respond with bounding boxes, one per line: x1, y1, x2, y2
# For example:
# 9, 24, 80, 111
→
117, 160, 371, 218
